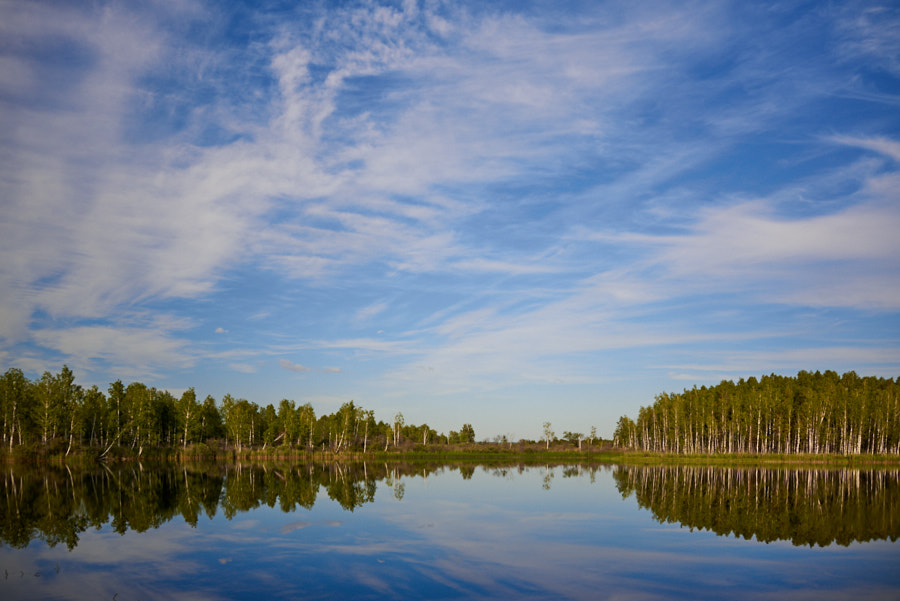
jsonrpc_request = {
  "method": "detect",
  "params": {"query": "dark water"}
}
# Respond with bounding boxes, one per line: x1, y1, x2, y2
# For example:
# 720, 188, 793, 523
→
1, 462, 898, 600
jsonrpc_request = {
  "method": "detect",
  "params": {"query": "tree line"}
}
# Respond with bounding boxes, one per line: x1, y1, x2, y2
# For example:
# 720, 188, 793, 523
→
0, 366, 479, 457
612, 371, 900, 455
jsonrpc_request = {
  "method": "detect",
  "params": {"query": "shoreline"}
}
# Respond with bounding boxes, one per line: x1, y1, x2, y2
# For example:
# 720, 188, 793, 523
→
4, 445, 900, 466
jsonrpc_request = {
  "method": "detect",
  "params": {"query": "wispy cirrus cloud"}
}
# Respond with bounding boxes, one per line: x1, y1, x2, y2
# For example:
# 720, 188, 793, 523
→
29, 325, 194, 379
1, 1, 898, 436
830, 135, 900, 163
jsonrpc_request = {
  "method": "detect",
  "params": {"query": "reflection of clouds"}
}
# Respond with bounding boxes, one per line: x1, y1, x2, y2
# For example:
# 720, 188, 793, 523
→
348, 567, 395, 596
39, 527, 192, 566
280, 519, 343, 535
345, 472, 900, 601
281, 521, 312, 534
1, 528, 225, 601
2, 467, 898, 601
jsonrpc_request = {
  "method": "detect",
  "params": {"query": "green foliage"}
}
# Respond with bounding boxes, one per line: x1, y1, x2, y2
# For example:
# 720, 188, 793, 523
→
4, 365, 897, 460
614, 371, 900, 455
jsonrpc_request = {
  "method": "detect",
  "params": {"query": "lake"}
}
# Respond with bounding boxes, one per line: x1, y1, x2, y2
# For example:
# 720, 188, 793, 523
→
1, 461, 898, 600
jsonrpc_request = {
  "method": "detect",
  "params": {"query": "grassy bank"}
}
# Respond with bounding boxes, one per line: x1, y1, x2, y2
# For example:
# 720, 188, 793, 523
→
3, 441, 899, 466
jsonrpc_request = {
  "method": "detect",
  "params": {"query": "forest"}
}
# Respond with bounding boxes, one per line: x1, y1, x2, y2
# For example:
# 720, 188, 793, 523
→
2, 366, 897, 458
612, 371, 900, 455
0, 366, 480, 458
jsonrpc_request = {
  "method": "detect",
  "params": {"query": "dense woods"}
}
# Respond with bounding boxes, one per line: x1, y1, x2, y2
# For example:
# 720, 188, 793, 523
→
0, 366, 477, 457
613, 371, 900, 455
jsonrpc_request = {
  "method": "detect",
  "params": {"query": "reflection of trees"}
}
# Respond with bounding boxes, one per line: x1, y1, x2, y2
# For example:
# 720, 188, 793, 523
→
14, 462, 890, 552
0, 464, 221, 550
0, 461, 458, 549
614, 465, 900, 546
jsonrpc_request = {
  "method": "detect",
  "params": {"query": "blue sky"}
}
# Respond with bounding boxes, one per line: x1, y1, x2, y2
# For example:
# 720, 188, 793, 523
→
1, 0, 899, 440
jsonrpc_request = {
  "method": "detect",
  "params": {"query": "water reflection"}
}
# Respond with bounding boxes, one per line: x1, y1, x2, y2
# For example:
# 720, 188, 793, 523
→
2, 462, 898, 551
0, 461, 533, 550
613, 464, 900, 547
1, 462, 899, 601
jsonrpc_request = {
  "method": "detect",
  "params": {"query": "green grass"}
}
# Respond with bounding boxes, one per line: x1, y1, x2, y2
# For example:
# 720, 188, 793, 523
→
3, 442, 899, 466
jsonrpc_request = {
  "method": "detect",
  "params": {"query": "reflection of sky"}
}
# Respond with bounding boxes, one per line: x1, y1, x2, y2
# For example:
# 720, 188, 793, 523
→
1, 466, 898, 601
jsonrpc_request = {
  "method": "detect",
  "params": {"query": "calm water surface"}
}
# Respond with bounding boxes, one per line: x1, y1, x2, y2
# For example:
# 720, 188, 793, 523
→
1, 462, 898, 600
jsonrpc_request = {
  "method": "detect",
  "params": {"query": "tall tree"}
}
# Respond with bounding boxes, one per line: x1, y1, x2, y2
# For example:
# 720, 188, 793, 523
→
1, 368, 30, 449
80, 385, 107, 448
393, 412, 405, 447
278, 399, 298, 447
543, 421, 554, 449
33, 371, 59, 444
177, 388, 199, 448
198, 395, 224, 442
107, 380, 126, 447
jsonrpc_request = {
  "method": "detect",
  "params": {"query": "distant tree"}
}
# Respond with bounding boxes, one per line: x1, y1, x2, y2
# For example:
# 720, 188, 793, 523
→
150, 389, 177, 448
332, 401, 357, 451
33, 371, 59, 444
56, 366, 83, 455
1, 368, 30, 450
199, 395, 224, 441
298, 402, 316, 448
262, 404, 278, 449
393, 412, 405, 447
125, 382, 155, 454
613, 416, 636, 448
107, 380, 126, 446
278, 399, 297, 447
221, 394, 237, 449
563, 431, 583, 450
361, 409, 375, 452
81, 385, 107, 447
543, 421, 554, 449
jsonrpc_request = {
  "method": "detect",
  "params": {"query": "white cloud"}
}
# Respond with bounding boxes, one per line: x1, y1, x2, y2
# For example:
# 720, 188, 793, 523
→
356, 302, 388, 322
834, 4, 900, 76
588, 187, 900, 310
831, 135, 900, 162
450, 258, 561, 275
279, 359, 311, 373
31, 325, 193, 378
661, 345, 900, 381
1, 0, 720, 349
1, 0, 898, 436
0, 3, 266, 334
